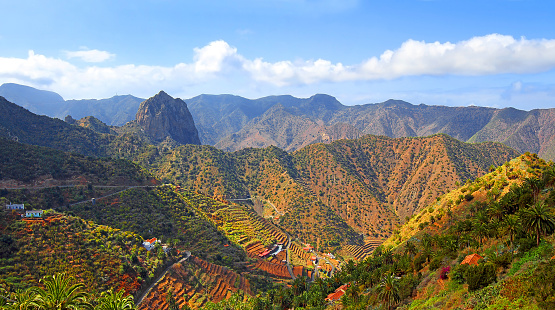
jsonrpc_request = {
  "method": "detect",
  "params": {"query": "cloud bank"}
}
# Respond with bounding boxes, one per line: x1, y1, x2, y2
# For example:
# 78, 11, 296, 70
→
65, 49, 115, 63
1, 34, 555, 99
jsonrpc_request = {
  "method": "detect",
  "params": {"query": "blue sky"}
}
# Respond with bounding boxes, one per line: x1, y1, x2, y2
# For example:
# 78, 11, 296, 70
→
1, 0, 554, 110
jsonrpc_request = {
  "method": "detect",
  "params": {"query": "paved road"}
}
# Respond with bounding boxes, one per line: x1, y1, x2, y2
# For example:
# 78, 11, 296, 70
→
228, 196, 284, 216
68, 185, 158, 206
284, 232, 295, 280
135, 251, 191, 307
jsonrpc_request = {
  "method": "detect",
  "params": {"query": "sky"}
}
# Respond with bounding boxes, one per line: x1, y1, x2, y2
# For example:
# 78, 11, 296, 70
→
1, 0, 555, 110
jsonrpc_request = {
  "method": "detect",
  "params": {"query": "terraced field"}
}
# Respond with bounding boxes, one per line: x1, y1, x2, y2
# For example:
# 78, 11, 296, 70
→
138, 256, 252, 310
343, 238, 383, 261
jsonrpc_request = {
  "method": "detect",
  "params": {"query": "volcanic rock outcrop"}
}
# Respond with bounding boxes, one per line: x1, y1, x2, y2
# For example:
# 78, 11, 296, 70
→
136, 91, 201, 145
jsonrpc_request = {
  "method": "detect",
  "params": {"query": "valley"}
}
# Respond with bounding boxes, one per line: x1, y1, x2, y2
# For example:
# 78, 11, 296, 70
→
1, 90, 555, 309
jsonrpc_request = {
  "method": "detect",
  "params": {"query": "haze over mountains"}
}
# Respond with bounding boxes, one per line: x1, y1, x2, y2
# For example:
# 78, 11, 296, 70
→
1, 83, 554, 161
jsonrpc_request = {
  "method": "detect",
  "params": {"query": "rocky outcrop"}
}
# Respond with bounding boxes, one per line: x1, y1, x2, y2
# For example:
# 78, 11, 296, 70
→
136, 91, 201, 145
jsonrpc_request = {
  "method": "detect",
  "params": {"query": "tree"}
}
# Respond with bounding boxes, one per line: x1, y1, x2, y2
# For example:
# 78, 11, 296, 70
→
519, 202, 555, 246
378, 274, 400, 310
487, 202, 505, 222
33, 273, 92, 310
502, 214, 521, 247
525, 177, 545, 202
95, 289, 135, 310
166, 289, 180, 310
403, 240, 417, 258
4, 288, 37, 310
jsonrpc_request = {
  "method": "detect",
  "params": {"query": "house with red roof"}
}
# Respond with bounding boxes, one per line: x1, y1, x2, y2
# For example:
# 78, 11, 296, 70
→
143, 237, 160, 251
461, 253, 483, 266
325, 283, 350, 302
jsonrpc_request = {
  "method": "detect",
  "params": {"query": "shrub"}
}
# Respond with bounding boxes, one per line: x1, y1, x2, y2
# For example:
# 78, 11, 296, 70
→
450, 264, 469, 284
430, 256, 443, 271
490, 252, 513, 269
465, 263, 496, 291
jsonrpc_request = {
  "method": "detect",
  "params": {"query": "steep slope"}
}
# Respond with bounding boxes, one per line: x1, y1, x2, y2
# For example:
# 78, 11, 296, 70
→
0, 211, 162, 295
134, 91, 201, 145
0, 96, 112, 157
62, 95, 144, 126
469, 108, 555, 160
0, 138, 154, 188
0, 83, 144, 126
0, 83, 65, 116
293, 134, 519, 236
192, 94, 555, 160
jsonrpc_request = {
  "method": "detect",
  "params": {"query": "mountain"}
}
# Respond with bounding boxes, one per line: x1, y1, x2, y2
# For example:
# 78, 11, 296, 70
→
188, 94, 555, 160
0, 83, 65, 116
118, 134, 518, 250
62, 95, 144, 126
0, 96, 112, 157
4, 83, 555, 160
132, 91, 201, 145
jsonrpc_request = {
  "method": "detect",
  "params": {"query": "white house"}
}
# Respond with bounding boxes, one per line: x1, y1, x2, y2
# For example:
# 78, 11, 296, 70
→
25, 210, 43, 218
6, 203, 24, 210
143, 237, 161, 251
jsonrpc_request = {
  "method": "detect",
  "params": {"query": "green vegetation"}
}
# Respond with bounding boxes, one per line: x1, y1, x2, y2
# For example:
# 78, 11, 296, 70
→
0, 273, 137, 310
0, 210, 166, 294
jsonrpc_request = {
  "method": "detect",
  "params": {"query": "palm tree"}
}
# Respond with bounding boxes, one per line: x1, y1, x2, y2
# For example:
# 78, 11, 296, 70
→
519, 202, 555, 246
4, 288, 37, 310
542, 165, 555, 188
33, 273, 92, 310
487, 202, 506, 222
95, 289, 135, 310
377, 274, 400, 310
525, 177, 544, 202
502, 214, 521, 247
403, 240, 417, 258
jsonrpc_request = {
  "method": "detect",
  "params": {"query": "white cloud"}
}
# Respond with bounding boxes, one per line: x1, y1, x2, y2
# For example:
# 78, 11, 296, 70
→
242, 34, 555, 85
1, 34, 555, 100
65, 49, 115, 62
193, 40, 243, 74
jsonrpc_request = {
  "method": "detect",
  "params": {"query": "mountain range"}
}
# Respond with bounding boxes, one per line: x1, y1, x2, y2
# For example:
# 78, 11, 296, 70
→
0, 92, 519, 249
1, 83, 554, 161
3, 85, 555, 309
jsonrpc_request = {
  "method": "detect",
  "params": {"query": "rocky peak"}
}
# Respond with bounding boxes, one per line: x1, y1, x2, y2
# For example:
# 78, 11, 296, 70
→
136, 91, 201, 145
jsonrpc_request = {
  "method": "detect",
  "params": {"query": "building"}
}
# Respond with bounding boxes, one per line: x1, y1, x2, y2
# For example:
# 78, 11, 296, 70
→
461, 253, 483, 266
6, 203, 24, 210
325, 283, 350, 302
25, 210, 43, 218
143, 237, 161, 251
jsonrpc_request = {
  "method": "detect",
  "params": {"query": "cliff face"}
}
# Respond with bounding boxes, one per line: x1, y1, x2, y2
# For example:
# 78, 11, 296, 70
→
136, 91, 201, 145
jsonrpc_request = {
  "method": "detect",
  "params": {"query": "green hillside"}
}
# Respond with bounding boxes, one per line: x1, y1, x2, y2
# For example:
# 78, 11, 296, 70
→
0, 211, 168, 295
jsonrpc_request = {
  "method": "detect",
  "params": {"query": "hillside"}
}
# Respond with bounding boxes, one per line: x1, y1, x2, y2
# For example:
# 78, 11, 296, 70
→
0, 96, 113, 157
189, 153, 555, 309
0, 137, 154, 188
114, 134, 518, 252
0, 211, 165, 295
